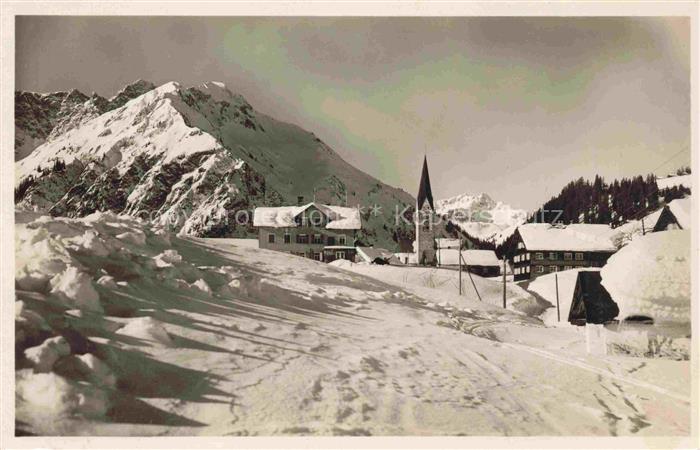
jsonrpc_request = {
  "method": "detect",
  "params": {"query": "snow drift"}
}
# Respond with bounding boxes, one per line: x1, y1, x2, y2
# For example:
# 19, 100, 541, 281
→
601, 230, 690, 325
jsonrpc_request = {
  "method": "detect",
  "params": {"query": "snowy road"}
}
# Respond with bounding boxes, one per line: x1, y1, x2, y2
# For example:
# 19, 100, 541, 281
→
15, 223, 690, 436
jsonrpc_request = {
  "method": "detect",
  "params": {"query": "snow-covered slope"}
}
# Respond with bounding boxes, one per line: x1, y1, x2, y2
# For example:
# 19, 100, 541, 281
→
14, 212, 690, 436
656, 174, 692, 190
15, 81, 414, 248
14, 80, 156, 161
435, 193, 527, 242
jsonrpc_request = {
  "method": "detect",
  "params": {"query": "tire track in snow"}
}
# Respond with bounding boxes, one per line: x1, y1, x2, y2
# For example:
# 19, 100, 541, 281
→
498, 342, 689, 404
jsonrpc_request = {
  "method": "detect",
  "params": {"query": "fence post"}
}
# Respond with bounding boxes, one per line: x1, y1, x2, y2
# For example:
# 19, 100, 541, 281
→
458, 237, 462, 296
555, 272, 560, 323
502, 256, 507, 309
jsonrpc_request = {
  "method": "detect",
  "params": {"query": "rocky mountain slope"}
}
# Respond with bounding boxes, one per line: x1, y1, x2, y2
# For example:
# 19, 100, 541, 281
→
15, 81, 414, 249
14, 80, 156, 161
435, 193, 527, 243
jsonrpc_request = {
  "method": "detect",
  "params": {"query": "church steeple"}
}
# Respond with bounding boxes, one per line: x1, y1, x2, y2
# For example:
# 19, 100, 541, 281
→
415, 155, 437, 265
416, 156, 435, 211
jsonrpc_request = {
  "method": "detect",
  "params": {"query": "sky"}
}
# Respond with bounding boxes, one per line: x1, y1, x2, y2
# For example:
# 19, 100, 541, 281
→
15, 16, 690, 210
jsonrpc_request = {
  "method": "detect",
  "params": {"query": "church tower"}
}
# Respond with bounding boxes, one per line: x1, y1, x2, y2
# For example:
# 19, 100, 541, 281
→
415, 156, 437, 265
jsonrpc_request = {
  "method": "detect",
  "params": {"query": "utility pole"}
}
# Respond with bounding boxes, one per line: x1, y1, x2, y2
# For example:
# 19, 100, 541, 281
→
460, 251, 483, 302
458, 237, 462, 295
502, 256, 507, 309
555, 271, 561, 322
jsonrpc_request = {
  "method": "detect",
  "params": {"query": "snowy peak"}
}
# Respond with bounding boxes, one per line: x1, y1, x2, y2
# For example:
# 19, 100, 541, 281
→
15, 80, 158, 160
108, 79, 156, 109
436, 192, 496, 213
435, 192, 527, 242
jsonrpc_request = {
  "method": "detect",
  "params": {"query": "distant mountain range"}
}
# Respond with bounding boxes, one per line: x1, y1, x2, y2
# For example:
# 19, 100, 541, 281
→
14, 80, 414, 250
435, 193, 527, 244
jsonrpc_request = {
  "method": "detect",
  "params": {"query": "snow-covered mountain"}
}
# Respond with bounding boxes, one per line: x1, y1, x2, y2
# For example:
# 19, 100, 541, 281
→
435, 193, 527, 243
14, 80, 156, 161
14, 81, 414, 248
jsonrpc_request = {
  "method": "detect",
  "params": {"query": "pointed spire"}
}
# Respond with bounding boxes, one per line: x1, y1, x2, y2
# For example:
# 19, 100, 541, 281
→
416, 155, 435, 211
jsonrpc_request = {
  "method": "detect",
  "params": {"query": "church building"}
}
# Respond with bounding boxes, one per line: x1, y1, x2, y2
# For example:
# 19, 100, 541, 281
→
415, 156, 437, 265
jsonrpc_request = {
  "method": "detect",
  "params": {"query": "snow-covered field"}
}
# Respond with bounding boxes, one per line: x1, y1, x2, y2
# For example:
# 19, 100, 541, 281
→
14, 212, 690, 436
656, 174, 692, 190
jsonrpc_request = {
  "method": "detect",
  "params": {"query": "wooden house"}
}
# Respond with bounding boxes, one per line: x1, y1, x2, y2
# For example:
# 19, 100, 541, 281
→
437, 249, 501, 277
253, 202, 360, 263
653, 196, 691, 232
512, 223, 617, 281
568, 271, 619, 326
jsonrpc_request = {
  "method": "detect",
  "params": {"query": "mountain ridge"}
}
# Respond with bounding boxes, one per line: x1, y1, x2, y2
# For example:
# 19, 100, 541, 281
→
15, 80, 415, 250
436, 192, 527, 244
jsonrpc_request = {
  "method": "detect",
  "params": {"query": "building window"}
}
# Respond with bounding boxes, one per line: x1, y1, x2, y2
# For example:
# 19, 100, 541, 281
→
515, 267, 521, 275
296, 234, 308, 244
327, 236, 336, 246
525, 265, 530, 273
549, 252, 557, 260
564, 265, 573, 271
537, 265, 544, 273
313, 234, 322, 244
338, 235, 346, 245
335, 251, 346, 260
575, 252, 584, 261
284, 233, 291, 244
535, 252, 544, 260
549, 265, 557, 273
525, 253, 530, 261
515, 255, 520, 263
517, 241, 525, 249
564, 252, 572, 260
313, 252, 322, 261
268, 234, 275, 244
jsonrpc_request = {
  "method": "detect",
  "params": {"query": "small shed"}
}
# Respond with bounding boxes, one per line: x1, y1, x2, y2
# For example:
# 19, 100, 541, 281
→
437, 249, 501, 277
356, 247, 402, 265
568, 271, 619, 326
653, 197, 691, 232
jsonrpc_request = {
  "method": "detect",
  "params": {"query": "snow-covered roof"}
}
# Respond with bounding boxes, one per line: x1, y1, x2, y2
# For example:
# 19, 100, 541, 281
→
601, 230, 690, 324
253, 202, 361, 230
665, 197, 691, 230
438, 249, 500, 267
517, 223, 616, 252
356, 247, 401, 264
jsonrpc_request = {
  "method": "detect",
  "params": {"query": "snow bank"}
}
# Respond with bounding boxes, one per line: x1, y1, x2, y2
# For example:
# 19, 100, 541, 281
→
330, 261, 540, 316
49, 266, 102, 312
116, 317, 173, 346
153, 249, 183, 268
16, 370, 110, 419
77, 354, 117, 387
656, 174, 692, 190
601, 230, 690, 325
24, 336, 71, 372
191, 278, 213, 296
